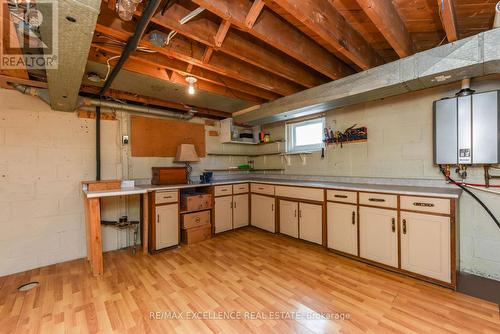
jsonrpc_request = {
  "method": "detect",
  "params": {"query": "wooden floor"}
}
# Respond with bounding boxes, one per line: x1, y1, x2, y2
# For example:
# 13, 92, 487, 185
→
1, 228, 499, 334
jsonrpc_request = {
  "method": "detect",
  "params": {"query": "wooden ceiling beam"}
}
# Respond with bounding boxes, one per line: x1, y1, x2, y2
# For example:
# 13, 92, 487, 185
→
89, 45, 271, 103
269, 0, 385, 70
214, 20, 231, 47
355, 0, 414, 58
153, 3, 327, 88
437, 0, 458, 42
191, 0, 354, 80
246, 0, 265, 28
79, 85, 232, 119
97, 5, 299, 97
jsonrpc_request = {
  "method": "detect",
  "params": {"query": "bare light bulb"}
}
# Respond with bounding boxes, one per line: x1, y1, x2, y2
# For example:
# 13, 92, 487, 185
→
185, 76, 197, 95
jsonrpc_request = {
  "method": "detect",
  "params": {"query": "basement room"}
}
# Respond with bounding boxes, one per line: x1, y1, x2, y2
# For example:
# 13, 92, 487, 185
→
1, 0, 500, 333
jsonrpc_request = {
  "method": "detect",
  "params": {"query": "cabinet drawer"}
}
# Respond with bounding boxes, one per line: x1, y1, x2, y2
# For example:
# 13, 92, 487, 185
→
155, 190, 178, 204
359, 192, 397, 208
214, 185, 233, 196
400, 196, 450, 215
181, 223, 211, 244
181, 194, 212, 211
251, 183, 275, 196
233, 183, 249, 194
327, 190, 357, 204
276, 186, 323, 202
182, 210, 211, 229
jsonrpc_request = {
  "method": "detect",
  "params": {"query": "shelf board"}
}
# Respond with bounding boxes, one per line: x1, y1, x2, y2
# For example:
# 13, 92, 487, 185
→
179, 208, 212, 215
256, 140, 285, 145
325, 139, 367, 145
204, 168, 285, 172
207, 152, 284, 157
221, 141, 258, 145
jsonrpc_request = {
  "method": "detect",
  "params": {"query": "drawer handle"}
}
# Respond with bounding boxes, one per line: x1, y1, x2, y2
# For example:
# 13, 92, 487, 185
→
413, 202, 435, 207
220, 189, 228, 192
163, 196, 172, 199
258, 187, 264, 190
335, 195, 348, 199
402, 219, 407, 234
391, 218, 395, 232
369, 198, 386, 202
352, 211, 356, 225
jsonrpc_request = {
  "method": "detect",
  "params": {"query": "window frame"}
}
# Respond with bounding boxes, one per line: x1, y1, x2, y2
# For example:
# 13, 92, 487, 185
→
286, 117, 325, 153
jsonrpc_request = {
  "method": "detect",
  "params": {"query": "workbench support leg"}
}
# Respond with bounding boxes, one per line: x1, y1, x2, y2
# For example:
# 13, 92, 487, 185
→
142, 193, 149, 253
84, 197, 103, 276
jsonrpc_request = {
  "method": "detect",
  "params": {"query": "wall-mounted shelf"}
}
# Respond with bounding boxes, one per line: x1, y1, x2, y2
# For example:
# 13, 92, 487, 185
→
204, 168, 285, 172
325, 139, 368, 146
207, 152, 285, 157
222, 140, 259, 145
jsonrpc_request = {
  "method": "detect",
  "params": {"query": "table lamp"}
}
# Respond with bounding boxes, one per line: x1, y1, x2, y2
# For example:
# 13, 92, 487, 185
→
175, 144, 200, 184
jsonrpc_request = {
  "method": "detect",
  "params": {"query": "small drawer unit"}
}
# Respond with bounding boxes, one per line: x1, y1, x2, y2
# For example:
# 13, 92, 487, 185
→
359, 192, 397, 209
250, 183, 275, 196
327, 189, 357, 204
182, 210, 211, 229
155, 190, 179, 204
181, 193, 212, 211
214, 185, 233, 197
233, 183, 249, 194
400, 196, 450, 215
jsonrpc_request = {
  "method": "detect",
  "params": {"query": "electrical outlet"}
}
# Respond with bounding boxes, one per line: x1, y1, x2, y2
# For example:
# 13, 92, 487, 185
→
122, 135, 129, 145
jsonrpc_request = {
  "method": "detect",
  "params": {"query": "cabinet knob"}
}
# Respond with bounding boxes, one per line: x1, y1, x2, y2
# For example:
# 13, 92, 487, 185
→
402, 219, 407, 234
391, 218, 395, 232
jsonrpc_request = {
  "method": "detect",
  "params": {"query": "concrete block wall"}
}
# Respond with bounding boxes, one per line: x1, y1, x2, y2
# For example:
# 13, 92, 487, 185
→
260, 79, 500, 281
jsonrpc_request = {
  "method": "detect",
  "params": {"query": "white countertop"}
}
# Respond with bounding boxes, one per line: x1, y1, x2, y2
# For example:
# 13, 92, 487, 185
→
83, 178, 461, 199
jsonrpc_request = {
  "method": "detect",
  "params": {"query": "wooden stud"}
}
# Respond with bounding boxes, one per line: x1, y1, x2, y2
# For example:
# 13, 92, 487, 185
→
245, 0, 265, 28
437, 0, 458, 42
355, 0, 414, 57
202, 47, 214, 63
142, 193, 149, 253
84, 197, 103, 276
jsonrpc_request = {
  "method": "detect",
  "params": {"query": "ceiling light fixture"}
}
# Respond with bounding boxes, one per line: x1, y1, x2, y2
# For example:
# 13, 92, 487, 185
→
186, 76, 197, 95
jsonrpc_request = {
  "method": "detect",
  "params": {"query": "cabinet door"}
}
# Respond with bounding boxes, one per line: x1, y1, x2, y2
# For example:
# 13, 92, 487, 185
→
156, 204, 179, 249
233, 194, 249, 228
279, 200, 299, 238
251, 194, 275, 233
359, 207, 398, 267
327, 202, 358, 256
400, 212, 451, 283
215, 196, 233, 233
299, 203, 323, 245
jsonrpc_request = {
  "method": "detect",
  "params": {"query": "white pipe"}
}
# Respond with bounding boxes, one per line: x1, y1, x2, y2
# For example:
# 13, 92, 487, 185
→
180, 7, 205, 25
494, 2, 500, 28
461, 78, 471, 90
466, 185, 500, 196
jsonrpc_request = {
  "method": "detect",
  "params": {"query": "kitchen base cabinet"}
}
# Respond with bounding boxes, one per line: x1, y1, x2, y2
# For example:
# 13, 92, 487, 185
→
359, 207, 398, 267
327, 202, 357, 256
251, 194, 275, 232
214, 196, 233, 233
156, 203, 179, 250
299, 203, 323, 244
233, 194, 249, 228
400, 212, 451, 283
279, 200, 299, 238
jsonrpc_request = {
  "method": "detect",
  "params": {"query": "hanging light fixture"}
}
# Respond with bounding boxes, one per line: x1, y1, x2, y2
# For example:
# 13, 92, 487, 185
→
186, 76, 197, 95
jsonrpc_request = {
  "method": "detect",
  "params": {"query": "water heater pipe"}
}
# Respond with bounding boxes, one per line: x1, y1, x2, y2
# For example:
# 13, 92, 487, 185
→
494, 2, 500, 28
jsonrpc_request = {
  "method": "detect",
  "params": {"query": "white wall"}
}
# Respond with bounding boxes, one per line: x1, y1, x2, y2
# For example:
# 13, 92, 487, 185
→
0, 88, 239, 276
259, 79, 500, 280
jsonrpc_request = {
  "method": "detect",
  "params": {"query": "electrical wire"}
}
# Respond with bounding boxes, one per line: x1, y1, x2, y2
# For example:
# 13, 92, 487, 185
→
104, 55, 121, 81
441, 169, 500, 231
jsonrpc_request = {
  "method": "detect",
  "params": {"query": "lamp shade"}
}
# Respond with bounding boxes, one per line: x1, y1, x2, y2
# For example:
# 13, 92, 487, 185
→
175, 144, 200, 162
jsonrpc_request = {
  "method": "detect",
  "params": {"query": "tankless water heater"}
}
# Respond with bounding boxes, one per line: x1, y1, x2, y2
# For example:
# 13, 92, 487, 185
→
433, 90, 500, 165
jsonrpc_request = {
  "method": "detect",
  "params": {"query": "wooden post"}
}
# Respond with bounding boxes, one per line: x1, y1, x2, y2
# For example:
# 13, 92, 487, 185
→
142, 193, 149, 253
84, 196, 103, 276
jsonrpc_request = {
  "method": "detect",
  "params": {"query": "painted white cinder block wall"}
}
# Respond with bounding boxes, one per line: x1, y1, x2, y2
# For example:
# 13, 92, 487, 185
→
259, 79, 500, 281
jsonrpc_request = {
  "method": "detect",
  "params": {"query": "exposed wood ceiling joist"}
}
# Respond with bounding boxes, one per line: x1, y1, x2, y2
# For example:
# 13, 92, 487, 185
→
191, 0, 354, 80
354, 0, 414, 58
89, 45, 273, 102
269, 0, 385, 70
79, 85, 232, 119
437, 0, 458, 42
246, 0, 266, 28
214, 20, 231, 47
152, 3, 327, 88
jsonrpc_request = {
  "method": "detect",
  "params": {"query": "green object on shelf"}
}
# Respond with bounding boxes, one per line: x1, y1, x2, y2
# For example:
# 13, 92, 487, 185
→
238, 164, 251, 170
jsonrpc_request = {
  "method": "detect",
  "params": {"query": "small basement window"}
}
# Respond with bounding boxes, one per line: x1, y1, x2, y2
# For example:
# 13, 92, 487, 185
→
286, 117, 325, 152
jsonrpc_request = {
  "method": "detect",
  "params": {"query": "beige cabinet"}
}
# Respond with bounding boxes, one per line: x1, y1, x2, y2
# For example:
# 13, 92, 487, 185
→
400, 212, 451, 283
279, 200, 299, 238
215, 196, 233, 233
156, 203, 179, 249
233, 194, 249, 228
299, 203, 323, 245
251, 194, 275, 232
327, 202, 357, 256
359, 207, 398, 267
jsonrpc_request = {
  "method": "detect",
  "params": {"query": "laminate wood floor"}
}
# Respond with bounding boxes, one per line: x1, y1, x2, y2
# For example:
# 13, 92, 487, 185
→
1, 227, 499, 333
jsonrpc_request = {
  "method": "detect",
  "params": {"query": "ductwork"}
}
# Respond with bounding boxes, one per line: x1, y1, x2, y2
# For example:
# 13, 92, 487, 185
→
234, 28, 500, 125
11, 84, 195, 120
